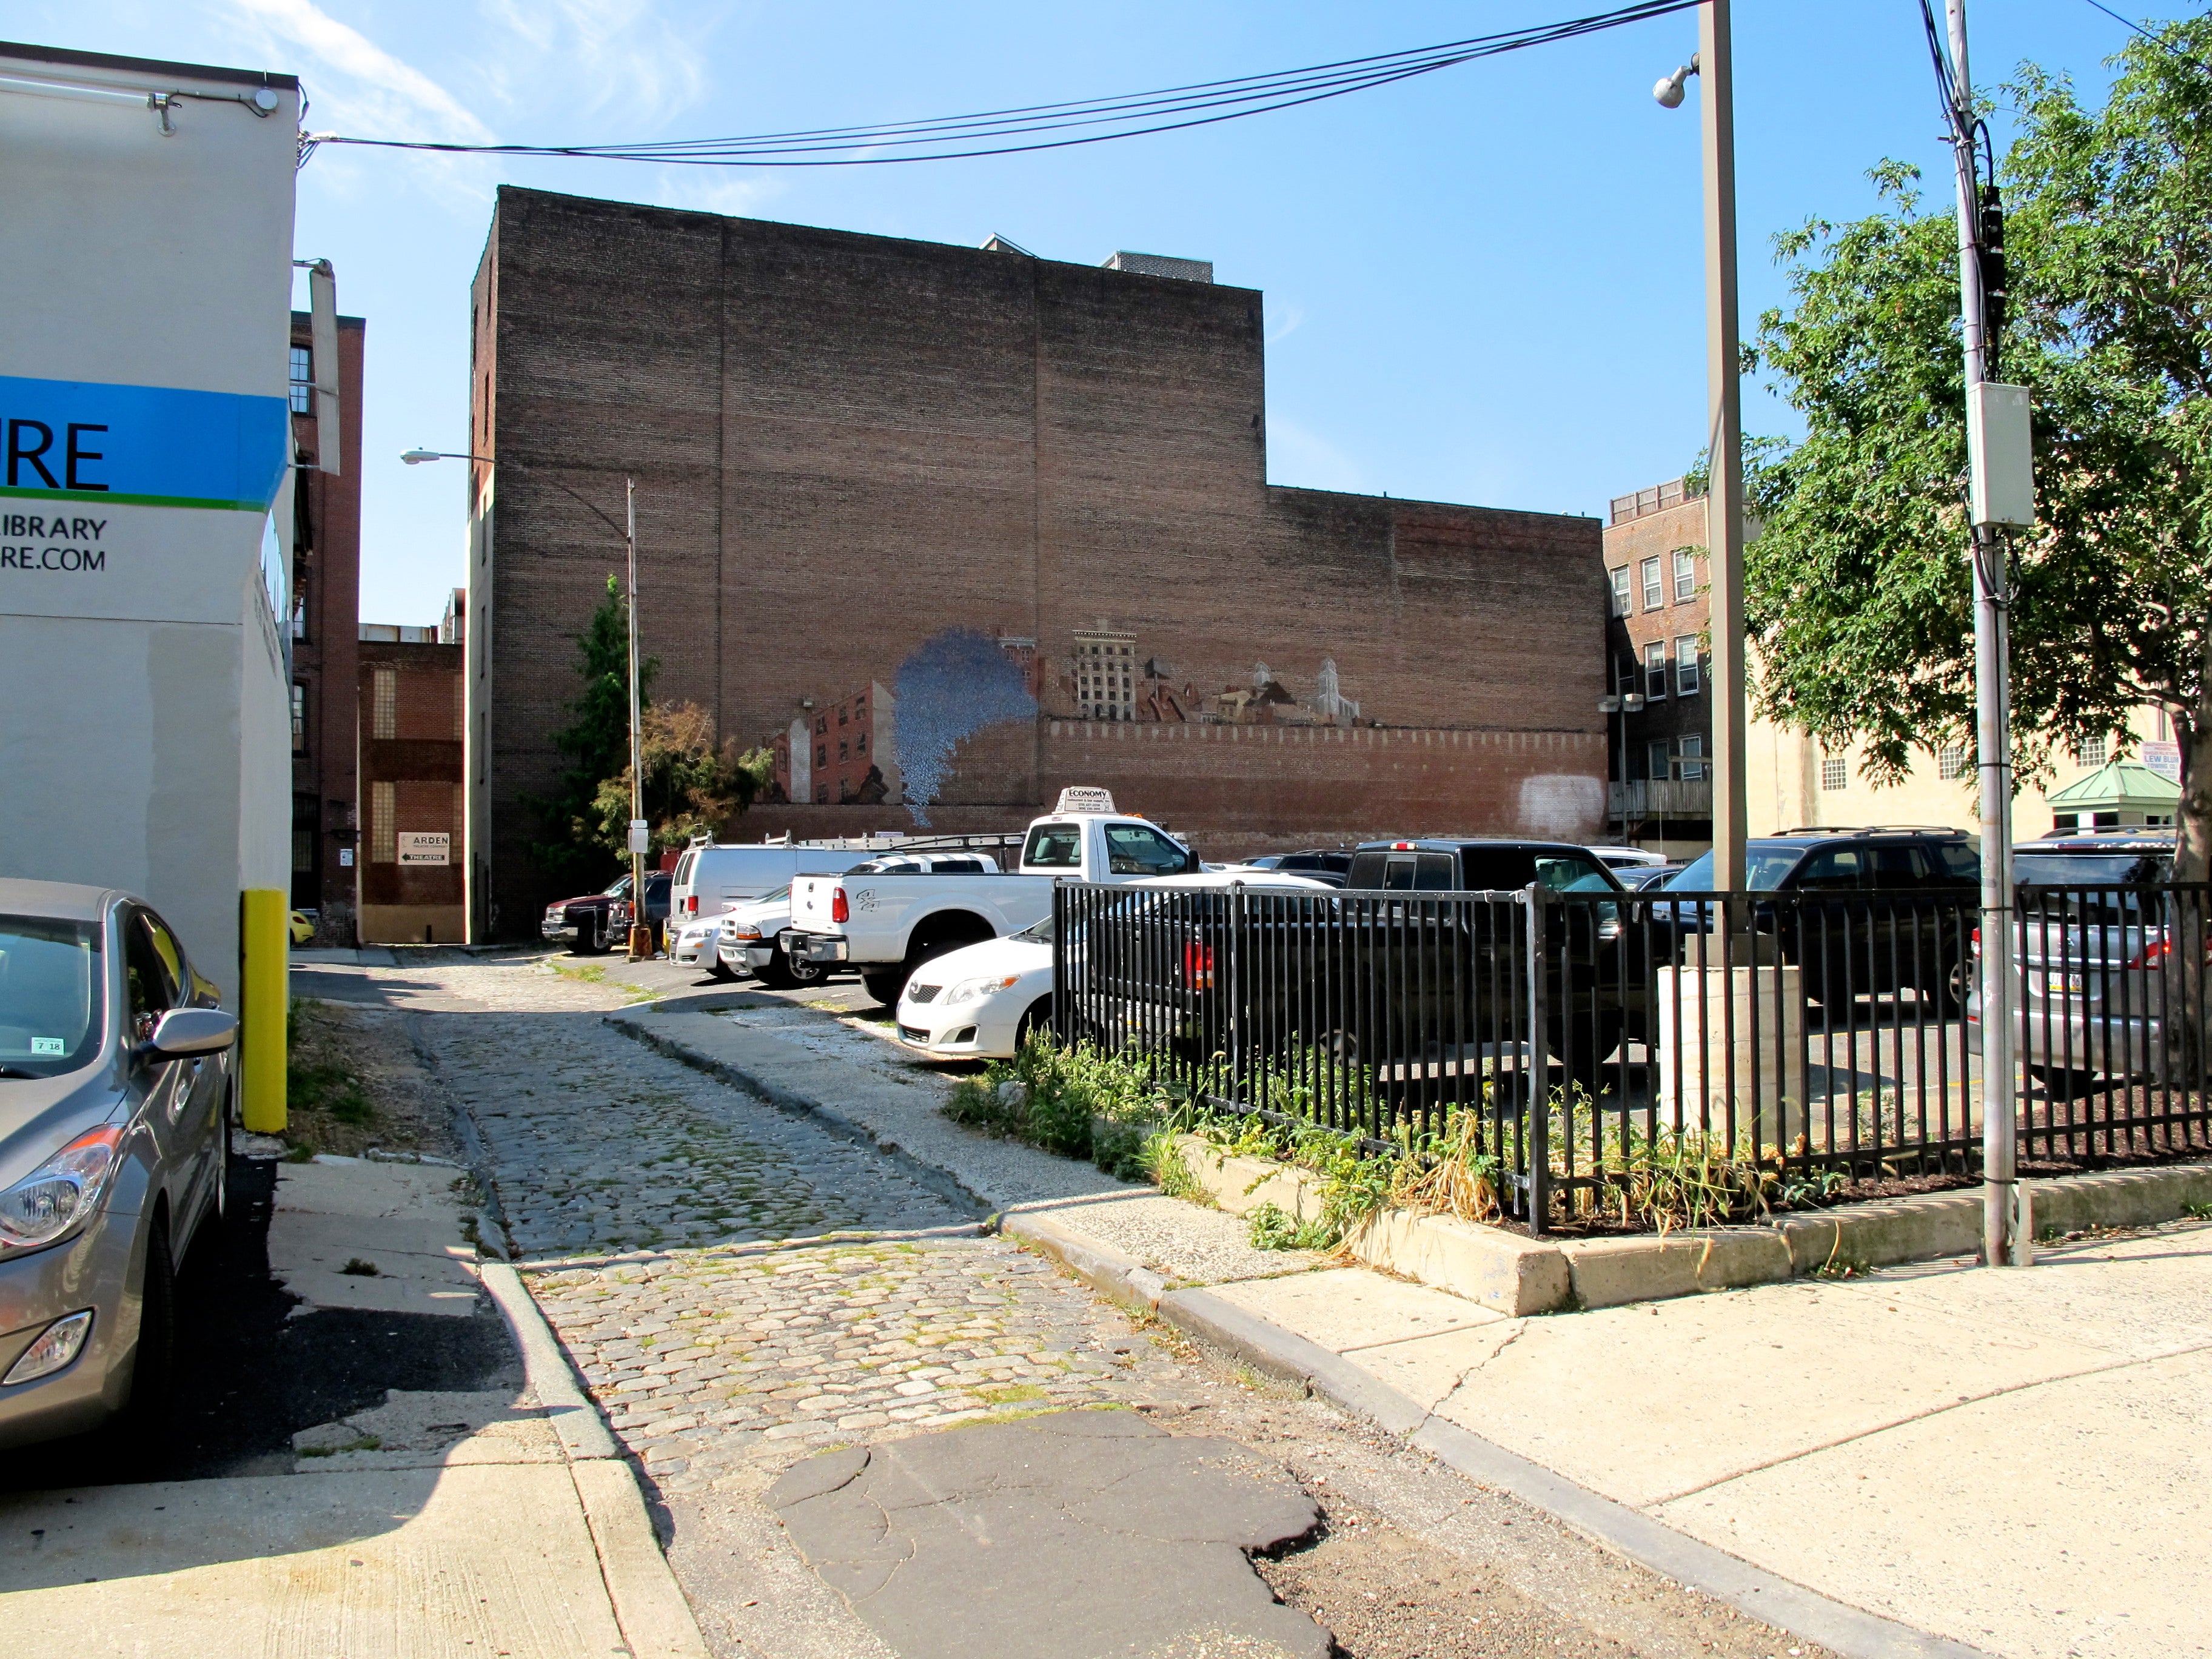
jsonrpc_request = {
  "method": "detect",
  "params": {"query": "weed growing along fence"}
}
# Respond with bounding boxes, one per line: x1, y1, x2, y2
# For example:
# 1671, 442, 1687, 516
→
1050, 878, 2212, 1235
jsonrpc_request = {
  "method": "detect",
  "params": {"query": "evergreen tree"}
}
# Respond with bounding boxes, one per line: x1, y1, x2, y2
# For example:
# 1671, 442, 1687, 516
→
524, 575, 657, 883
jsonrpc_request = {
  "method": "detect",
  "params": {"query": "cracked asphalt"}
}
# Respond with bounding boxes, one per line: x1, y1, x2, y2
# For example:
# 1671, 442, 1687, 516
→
320, 950, 1840, 1659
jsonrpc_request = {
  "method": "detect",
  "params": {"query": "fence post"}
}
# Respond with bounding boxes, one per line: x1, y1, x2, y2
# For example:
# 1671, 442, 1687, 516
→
1524, 883, 1550, 1237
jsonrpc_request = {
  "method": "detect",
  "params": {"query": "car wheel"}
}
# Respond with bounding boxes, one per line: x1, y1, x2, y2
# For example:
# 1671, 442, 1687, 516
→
708, 957, 739, 983
1015, 998, 1053, 1048
122, 1212, 177, 1438
861, 968, 908, 1007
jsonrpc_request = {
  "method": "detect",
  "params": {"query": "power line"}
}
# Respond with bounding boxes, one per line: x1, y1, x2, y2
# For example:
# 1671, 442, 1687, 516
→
302, 1, 1699, 168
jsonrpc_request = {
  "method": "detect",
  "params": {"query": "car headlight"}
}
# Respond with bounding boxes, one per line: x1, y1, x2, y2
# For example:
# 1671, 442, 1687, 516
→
943, 974, 1021, 1007
728, 925, 762, 942
0, 1125, 124, 1256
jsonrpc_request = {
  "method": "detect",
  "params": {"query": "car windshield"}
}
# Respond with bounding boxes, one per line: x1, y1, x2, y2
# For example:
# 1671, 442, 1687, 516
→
1012, 913, 1056, 945
1667, 846, 1806, 893
0, 915, 104, 1077
754, 885, 791, 906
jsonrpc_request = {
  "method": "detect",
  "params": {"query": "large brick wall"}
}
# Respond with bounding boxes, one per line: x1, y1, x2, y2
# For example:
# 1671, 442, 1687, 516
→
470, 187, 1606, 936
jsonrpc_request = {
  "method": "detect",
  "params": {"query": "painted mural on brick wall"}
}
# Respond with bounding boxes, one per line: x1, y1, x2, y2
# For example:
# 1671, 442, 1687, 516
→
766, 618, 1373, 824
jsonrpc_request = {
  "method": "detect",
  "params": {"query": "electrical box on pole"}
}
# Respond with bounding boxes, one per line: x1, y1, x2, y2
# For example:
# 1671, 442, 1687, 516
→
1966, 381, 2033, 528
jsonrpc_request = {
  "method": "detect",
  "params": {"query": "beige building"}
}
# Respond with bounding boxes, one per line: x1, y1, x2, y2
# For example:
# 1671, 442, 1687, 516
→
1604, 478, 2185, 849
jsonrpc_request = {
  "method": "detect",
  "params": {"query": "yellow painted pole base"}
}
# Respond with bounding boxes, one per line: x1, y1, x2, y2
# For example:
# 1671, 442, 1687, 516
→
240, 888, 288, 1134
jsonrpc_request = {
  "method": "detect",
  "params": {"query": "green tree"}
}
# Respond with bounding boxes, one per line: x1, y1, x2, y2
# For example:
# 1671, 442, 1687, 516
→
525, 575, 657, 884
1743, 21, 2212, 884
583, 700, 773, 858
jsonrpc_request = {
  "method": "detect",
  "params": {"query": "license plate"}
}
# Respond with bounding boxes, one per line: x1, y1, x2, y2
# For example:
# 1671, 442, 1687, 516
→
2045, 971, 2083, 994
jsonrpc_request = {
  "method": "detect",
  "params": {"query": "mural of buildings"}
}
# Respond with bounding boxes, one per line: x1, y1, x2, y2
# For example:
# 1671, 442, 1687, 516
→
466, 190, 1606, 936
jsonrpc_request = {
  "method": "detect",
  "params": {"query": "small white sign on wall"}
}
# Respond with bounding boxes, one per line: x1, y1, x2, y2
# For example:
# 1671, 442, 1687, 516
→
397, 831, 451, 866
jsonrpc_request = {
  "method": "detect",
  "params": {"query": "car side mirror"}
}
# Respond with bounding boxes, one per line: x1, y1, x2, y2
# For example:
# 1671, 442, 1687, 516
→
1183, 846, 1203, 874
143, 1007, 238, 1060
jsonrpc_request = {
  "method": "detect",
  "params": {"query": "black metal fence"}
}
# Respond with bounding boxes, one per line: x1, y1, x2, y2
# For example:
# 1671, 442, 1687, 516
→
1050, 879, 2212, 1234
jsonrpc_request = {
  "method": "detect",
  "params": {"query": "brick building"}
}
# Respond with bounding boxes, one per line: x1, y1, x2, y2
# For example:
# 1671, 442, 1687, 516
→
357, 626, 466, 943
1601, 477, 1712, 853
288, 308, 364, 939
466, 187, 1608, 939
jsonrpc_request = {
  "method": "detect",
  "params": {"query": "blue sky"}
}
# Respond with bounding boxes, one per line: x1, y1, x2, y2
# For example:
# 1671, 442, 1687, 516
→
22, 1, 2162, 622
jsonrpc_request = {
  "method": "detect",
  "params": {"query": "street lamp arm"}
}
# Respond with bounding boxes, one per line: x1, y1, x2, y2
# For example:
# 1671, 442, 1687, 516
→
399, 448, 629, 541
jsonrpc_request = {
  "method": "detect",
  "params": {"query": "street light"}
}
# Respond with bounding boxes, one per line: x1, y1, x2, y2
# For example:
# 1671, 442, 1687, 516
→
1654, 2, 1749, 897
403, 449, 654, 962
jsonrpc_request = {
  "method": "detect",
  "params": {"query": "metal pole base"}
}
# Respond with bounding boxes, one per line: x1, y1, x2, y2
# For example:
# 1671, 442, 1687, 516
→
627, 925, 655, 962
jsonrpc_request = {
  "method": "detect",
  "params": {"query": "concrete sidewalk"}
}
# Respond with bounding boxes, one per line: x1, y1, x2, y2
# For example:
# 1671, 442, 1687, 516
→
613, 999, 2212, 1659
0, 1156, 706, 1659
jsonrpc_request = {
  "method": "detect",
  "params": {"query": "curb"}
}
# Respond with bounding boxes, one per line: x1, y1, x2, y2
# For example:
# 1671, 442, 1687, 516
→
608, 1011, 993, 1220
997, 1208, 1169, 1309
480, 1261, 709, 1659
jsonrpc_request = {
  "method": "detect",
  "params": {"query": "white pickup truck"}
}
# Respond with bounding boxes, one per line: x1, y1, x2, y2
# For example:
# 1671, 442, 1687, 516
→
787, 789, 1198, 1004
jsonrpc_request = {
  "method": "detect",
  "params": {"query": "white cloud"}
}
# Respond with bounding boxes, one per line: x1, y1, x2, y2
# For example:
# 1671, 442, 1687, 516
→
227, 0, 492, 141
1266, 303, 1304, 344
472, 0, 723, 130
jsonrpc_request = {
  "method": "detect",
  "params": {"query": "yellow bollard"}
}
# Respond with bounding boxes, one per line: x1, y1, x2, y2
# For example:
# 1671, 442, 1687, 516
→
239, 888, 288, 1133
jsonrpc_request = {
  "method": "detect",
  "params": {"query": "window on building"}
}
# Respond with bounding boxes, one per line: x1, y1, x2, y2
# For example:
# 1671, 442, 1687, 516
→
816, 743, 826, 767
289, 344, 314, 415
1647, 739, 1672, 782
290, 571, 309, 640
1644, 641, 1668, 700
371, 780, 397, 862
1937, 742, 1971, 780
1608, 568, 1630, 617
291, 683, 307, 751
2077, 733, 2109, 766
1674, 636, 1700, 696
1640, 557, 1663, 611
1677, 734, 1706, 780
1672, 548, 1697, 602
372, 667, 397, 740
1821, 753, 1849, 792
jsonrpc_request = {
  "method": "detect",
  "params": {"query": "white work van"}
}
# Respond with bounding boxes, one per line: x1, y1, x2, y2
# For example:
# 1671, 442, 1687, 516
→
786, 788, 1197, 1005
669, 844, 859, 925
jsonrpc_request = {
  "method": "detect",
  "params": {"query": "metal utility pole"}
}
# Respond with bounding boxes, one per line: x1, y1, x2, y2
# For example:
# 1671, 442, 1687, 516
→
624, 477, 652, 961
1939, 0, 2025, 1267
1700, 0, 1749, 895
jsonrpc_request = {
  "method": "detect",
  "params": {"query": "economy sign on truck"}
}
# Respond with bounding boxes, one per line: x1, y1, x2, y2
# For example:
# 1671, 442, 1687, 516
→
0, 42, 301, 1127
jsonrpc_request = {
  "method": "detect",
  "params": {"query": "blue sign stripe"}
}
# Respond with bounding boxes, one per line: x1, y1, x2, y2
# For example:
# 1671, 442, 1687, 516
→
0, 374, 289, 512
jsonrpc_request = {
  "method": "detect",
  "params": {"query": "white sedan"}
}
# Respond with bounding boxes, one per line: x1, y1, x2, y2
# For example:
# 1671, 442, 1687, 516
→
894, 871, 1331, 1062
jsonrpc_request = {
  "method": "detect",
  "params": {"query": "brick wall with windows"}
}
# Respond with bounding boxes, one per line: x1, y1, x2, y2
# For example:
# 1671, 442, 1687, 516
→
289, 310, 366, 938
468, 189, 1608, 936
1601, 485, 1711, 843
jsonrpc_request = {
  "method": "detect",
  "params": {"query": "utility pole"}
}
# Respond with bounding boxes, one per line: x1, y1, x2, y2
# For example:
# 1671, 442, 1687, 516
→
1939, 0, 2030, 1266
1700, 0, 1749, 896
624, 477, 652, 961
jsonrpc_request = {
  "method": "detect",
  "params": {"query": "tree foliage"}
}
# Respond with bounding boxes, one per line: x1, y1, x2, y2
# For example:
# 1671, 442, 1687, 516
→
525, 575, 658, 884
584, 700, 773, 859
1743, 21, 2212, 877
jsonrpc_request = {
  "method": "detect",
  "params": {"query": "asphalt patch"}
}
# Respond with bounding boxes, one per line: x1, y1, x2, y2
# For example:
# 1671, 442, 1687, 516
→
769, 1409, 1332, 1659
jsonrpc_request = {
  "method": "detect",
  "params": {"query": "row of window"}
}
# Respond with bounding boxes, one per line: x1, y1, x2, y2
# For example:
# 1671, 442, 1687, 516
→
1609, 549, 1698, 616
1624, 637, 1703, 700
1647, 736, 1706, 782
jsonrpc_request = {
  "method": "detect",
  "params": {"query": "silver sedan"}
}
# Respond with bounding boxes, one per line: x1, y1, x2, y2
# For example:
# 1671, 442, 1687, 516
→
0, 879, 237, 1449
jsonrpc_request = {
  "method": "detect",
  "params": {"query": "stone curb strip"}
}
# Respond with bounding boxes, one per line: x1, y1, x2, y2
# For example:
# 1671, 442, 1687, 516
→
609, 1011, 993, 1219
996, 1211, 1996, 1659
1173, 1133, 2212, 1315
480, 1261, 711, 1659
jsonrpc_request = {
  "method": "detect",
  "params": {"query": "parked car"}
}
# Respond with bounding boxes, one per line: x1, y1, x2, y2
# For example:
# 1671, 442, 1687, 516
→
903, 871, 1333, 1062
0, 880, 238, 1450
788, 789, 1199, 1007
1588, 846, 1671, 873
541, 872, 669, 955
1239, 850, 1353, 886
1620, 863, 1687, 892
288, 909, 316, 946
1969, 832, 2188, 1097
1657, 828, 1980, 1009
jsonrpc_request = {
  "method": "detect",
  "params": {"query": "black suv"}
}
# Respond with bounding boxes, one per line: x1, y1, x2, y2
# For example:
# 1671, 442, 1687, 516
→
1657, 828, 1980, 1008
